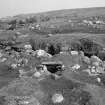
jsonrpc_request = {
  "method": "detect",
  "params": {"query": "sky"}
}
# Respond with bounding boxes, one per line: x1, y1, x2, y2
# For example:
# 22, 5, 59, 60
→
0, 0, 105, 18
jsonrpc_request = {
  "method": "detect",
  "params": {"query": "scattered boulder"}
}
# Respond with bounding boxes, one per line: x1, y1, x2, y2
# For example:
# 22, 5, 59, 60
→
36, 49, 52, 58
82, 56, 90, 64
90, 66, 97, 74
79, 51, 85, 57
52, 93, 64, 104
15, 32, 21, 36
0, 58, 7, 62
97, 77, 101, 83
95, 66, 104, 74
19, 69, 26, 77
92, 62, 100, 67
47, 34, 53, 37
68, 19, 72, 23
11, 63, 17, 69
34, 71, 41, 78
29, 25, 35, 30
70, 51, 78, 56
90, 55, 102, 63
37, 49, 46, 57
72, 64, 81, 71
24, 44, 32, 50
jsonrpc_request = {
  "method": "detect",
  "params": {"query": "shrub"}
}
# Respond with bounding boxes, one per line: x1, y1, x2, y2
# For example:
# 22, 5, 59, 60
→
29, 38, 62, 55
71, 40, 82, 51
79, 38, 102, 57
26, 17, 37, 23
8, 20, 17, 25
54, 42, 62, 54
8, 24, 16, 30
46, 41, 62, 55
40, 16, 50, 22
29, 38, 47, 51
97, 51, 105, 61
18, 20, 26, 25
47, 44, 55, 55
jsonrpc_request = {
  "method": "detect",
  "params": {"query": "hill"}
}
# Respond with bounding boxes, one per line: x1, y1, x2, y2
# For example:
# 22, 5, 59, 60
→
4, 7, 105, 20
1, 7, 105, 35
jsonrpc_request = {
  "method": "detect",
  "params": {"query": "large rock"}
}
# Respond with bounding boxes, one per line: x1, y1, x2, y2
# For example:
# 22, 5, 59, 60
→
34, 72, 41, 78
70, 51, 78, 56
72, 64, 81, 70
11, 63, 17, 69
79, 51, 85, 57
36, 49, 52, 58
24, 44, 32, 50
52, 93, 64, 103
82, 56, 90, 64
90, 55, 102, 63
96, 66, 104, 74
90, 55, 102, 67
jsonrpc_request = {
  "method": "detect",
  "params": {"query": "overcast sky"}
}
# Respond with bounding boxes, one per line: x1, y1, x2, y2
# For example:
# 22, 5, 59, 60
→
0, 0, 105, 18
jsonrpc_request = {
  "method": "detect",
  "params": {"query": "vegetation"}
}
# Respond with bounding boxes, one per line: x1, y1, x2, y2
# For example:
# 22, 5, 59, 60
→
26, 17, 37, 23
40, 77, 94, 105
29, 38, 62, 55
79, 38, 103, 57
0, 7, 105, 105
40, 16, 50, 22
29, 38, 47, 51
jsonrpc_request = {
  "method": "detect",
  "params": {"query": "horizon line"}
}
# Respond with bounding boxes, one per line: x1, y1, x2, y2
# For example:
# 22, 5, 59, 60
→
1, 6, 105, 19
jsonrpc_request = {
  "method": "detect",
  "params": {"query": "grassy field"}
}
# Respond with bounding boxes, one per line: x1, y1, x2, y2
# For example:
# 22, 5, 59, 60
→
0, 63, 19, 89
0, 7, 105, 105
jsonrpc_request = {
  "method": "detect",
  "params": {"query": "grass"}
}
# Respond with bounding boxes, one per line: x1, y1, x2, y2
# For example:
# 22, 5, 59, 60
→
0, 63, 19, 89
0, 6, 105, 105
0, 77, 43, 105
0, 75, 96, 105
63, 70, 99, 85
39, 77, 94, 105
0, 96, 6, 105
